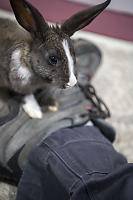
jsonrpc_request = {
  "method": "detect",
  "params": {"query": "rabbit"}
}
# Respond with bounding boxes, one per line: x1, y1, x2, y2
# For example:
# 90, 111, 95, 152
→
0, 0, 111, 118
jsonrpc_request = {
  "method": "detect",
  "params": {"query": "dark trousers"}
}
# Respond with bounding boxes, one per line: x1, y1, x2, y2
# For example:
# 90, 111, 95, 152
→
16, 126, 133, 200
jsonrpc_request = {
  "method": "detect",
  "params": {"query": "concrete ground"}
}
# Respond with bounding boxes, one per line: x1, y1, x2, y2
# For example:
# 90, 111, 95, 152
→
0, 10, 133, 200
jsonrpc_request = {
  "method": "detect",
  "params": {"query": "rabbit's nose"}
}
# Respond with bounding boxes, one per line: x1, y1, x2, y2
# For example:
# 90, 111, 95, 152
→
66, 74, 77, 88
65, 79, 77, 89
65, 83, 72, 88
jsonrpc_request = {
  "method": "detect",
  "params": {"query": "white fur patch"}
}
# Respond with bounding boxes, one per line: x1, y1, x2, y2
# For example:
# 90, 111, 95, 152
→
23, 94, 43, 119
85, 121, 93, 126
62, 40, 77, 88
11, 49, 31, 85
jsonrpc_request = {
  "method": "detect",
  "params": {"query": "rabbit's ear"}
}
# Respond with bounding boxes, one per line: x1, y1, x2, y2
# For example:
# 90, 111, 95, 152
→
61, 0, 111, 37
10, 0, 49, 34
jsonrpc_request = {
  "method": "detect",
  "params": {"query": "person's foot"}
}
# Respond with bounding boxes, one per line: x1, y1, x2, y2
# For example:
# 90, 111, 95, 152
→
0, 39, 114, 186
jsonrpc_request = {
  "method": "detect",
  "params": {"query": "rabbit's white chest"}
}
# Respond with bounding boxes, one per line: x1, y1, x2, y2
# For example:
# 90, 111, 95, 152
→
11, 49, 31, 85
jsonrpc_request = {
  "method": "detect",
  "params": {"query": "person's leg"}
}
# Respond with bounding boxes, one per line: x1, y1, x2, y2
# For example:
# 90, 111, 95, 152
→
16, 126, 127, 200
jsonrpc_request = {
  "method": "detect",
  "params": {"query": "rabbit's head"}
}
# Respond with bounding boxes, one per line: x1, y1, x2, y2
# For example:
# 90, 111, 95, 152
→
10, 0, 111, 89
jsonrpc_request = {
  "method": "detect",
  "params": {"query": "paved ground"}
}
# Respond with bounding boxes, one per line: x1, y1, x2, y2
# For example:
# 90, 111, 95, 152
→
0, 183, 16, 200
0, 10, 133, 200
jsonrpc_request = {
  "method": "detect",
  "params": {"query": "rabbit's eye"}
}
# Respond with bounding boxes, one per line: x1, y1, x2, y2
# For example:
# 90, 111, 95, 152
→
49, 56, 57, 65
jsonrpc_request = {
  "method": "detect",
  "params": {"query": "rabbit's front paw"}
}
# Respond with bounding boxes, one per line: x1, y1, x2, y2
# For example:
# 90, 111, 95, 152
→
22, 94, 44, 119
48, 102, 59, 112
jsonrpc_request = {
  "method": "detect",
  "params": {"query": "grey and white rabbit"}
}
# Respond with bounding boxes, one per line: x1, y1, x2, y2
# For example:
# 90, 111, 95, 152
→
0, 0, 111, 118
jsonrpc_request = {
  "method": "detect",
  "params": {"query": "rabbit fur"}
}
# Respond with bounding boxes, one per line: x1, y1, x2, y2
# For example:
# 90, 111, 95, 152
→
0, 0, 111, 118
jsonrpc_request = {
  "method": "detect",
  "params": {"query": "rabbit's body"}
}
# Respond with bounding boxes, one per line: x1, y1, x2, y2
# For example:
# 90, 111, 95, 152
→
0, 0, 111, 118
0, 18, 19, 88
0, 18, 31, 91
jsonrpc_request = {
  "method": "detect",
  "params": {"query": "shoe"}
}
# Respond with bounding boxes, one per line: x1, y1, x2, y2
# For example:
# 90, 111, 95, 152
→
0, 39, 114, 185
